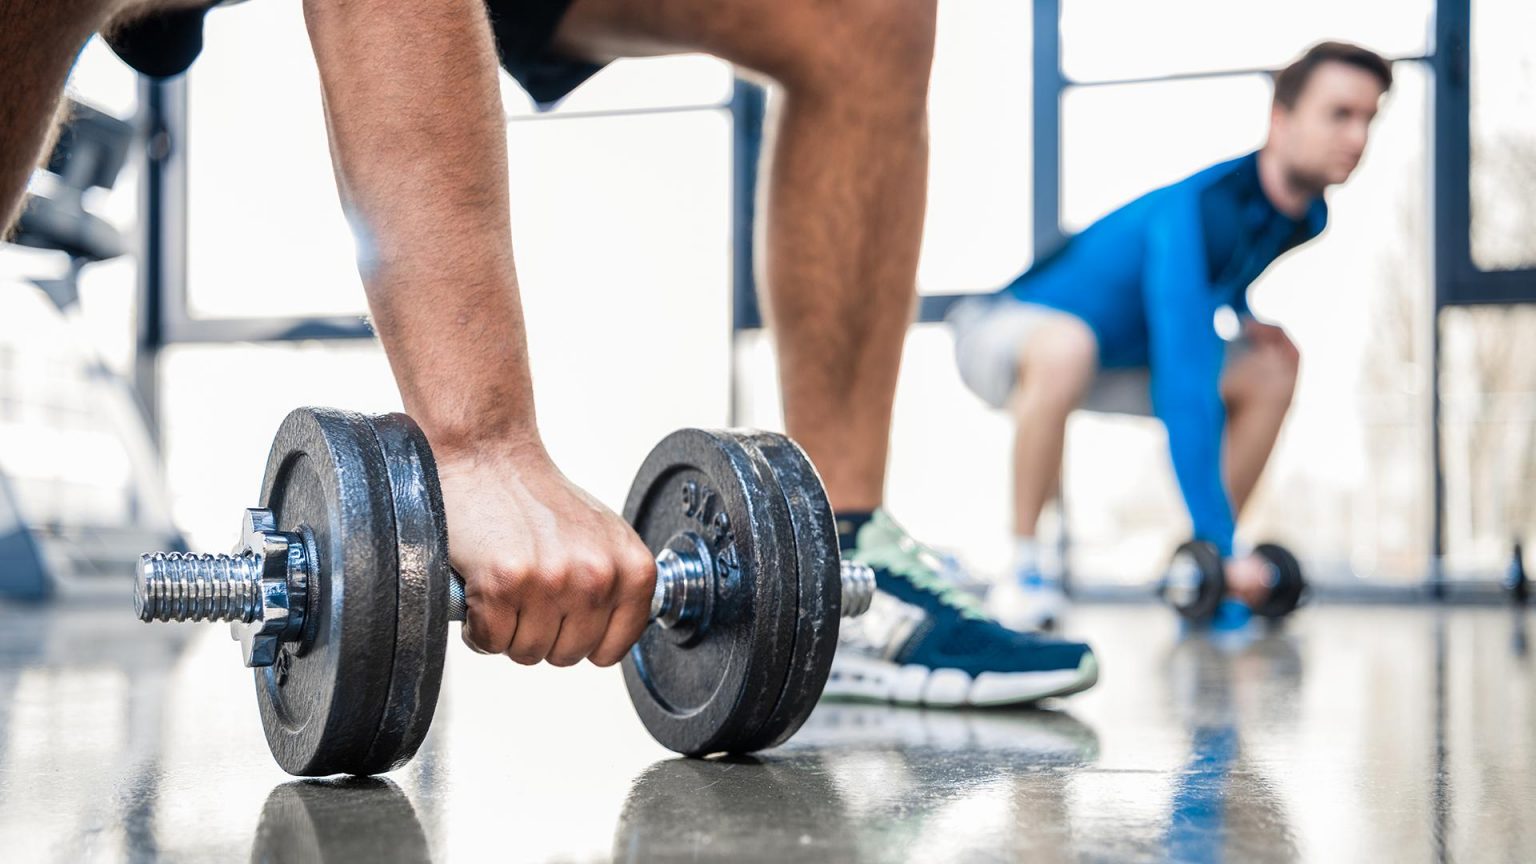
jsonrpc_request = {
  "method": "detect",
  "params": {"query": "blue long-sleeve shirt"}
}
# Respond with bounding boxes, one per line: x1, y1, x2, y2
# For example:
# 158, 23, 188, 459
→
1002, 151, 1327, 555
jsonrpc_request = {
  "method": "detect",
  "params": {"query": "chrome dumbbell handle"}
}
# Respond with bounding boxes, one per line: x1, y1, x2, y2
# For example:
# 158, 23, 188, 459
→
442, 541, 707, 627
445, 555, 875, 621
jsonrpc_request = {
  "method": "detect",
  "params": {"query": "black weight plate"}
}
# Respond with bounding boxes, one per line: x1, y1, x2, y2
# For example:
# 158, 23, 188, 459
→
252, 778, 430, 864
256, 408, 399, 776
1162, 540, 1225, 622
732, 431, 841, 752
621, 429, 798, 755
359, 413, 451, 773
1252, 542, 1306, 619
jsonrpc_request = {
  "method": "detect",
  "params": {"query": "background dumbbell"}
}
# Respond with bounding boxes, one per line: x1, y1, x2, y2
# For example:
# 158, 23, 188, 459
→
134, 408, 873, 776
1160, 540, 1307, 623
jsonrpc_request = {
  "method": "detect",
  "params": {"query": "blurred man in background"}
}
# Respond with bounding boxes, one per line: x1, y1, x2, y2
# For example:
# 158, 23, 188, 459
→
948, 42, 1392, 631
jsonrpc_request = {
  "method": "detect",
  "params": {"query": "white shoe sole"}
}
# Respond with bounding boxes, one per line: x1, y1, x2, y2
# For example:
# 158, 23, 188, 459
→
822, 651, 1099, 707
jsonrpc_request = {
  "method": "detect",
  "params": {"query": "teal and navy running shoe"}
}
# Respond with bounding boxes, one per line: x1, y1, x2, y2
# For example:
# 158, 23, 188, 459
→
825, 510, 1099, 706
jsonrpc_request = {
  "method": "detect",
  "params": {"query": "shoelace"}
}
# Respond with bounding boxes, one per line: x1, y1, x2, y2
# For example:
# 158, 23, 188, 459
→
889, 533, 989, 621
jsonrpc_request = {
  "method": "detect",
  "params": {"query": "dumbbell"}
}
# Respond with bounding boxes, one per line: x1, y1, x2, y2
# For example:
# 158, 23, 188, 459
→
133, 408, 875, 776
1159, 540, 1307, 622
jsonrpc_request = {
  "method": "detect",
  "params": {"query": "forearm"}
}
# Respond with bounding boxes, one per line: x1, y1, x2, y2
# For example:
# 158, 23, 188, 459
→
304, 0, 537, 455
1152, 355, 1235, 553
1164, 410, 1236, 555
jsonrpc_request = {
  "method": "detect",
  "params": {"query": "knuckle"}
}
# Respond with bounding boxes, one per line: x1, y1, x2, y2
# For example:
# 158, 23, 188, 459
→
624, 559, 659, 594
573, 549, 614, 574
460, 626, 493, 655
505, 648, 545, 666
545, 651, 583, 669
474, 564, 532, 605
460, 607, 512, 653
588, 650, 622, 669
567, 551, 613, 580
528, 566, 571, 599
631, 551, 659, 577
574, 570, 617, 607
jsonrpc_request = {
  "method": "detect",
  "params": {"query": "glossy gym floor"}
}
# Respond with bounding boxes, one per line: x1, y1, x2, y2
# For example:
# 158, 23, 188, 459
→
2, 599, 1531, 862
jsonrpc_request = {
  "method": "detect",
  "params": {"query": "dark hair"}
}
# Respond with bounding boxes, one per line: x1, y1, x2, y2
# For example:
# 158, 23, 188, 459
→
1273, 41, 1393, 108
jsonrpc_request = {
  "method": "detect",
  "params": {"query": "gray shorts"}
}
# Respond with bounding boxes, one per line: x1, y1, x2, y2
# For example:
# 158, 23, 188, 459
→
947, 296, 1250, 417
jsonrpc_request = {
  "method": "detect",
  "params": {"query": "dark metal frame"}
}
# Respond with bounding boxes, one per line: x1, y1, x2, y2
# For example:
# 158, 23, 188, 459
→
1427, 0, 1536, 589
133, 0, 1528, 592
1433, 0, 1536, 307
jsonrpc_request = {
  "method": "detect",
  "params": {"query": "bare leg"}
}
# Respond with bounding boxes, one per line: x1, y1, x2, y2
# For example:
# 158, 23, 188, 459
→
1009, 318, 1098, 538
553, 0, 937, 511
0, 0, 203, 235
0, 0, 106, 234
1219, 341, 1299, 516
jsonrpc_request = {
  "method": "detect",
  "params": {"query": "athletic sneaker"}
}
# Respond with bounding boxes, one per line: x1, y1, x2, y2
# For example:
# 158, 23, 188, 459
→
987, 566, 1070, 632
930, 546, 993, 602
825, 510, 1099, 706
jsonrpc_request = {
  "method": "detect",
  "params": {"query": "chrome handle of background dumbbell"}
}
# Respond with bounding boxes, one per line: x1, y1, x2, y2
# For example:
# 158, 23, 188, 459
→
136, 508, 875, 667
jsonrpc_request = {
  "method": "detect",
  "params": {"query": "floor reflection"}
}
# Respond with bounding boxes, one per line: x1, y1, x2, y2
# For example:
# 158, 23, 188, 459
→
1161, 632, 1302, 863
0, 604, 191, 862
252, 778, 431, 864
2, 603, 1534, 862
615, 704, 1099, 863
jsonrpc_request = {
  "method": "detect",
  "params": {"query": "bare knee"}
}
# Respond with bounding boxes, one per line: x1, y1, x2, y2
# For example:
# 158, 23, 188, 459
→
1016, 320, 1098, 411
1227, 342, 1300, 412
756, 0, 937, 111
1270, 344, 1300, 407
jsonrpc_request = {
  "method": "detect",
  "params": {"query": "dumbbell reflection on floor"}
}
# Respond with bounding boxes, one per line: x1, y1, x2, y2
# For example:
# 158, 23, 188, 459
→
133, 408, 874, 777
1160, 540, 1308, 624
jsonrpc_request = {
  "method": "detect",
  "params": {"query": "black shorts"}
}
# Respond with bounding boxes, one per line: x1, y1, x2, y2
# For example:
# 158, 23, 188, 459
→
485, 0, 605, 105
105, 0, 604, 106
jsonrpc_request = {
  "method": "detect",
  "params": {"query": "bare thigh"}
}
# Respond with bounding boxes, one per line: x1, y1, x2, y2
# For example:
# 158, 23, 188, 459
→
552, 0, 933, 88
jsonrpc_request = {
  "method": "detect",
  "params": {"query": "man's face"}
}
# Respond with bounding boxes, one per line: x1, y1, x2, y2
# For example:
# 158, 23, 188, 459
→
1272, 61, 1385, 189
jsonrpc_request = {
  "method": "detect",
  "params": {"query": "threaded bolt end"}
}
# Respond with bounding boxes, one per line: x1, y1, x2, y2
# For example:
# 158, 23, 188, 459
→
841, 560, 876, 618
135, 552, 264, 623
